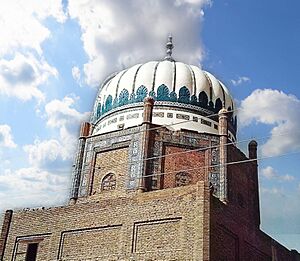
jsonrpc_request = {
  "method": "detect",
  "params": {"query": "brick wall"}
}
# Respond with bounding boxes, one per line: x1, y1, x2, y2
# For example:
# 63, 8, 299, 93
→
2, 125, 299, 261
210, 195, 299, 261
2, 182, 210, 261
86, 147, 129, 201
210, 144, 299, 261
162, 145, 206, 189
225, 144, 260, 228
0, 210, 12, 260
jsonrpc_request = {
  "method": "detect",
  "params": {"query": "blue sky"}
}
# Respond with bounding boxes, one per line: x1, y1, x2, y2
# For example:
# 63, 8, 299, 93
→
0, 0, 299, 250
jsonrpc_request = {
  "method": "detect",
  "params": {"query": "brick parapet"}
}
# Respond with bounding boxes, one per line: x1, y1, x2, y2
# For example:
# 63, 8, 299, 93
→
3, 182, 210, 261
210, 195, 300, 260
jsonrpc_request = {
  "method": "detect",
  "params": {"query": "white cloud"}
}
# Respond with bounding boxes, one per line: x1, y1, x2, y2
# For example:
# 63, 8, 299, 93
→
231, 76, 250, 86
176, 0, 209, 5
0, 167, 68, 211
0, 1, 66, 102
0, 125, 17, 148
45, 95, 89, 130
0, 0, 66, 55
68, 0, 210, 87
0, 95, 91, 211
0, 95, 90, 211
239, 89, 300, 156
261, 166, 295, 182
23, 139, 70, 171
0, 53, 57, 102
72, 66, 81, 83
261, 166, 276, 179
40, 96, 90, 168
261, 186, 283, 196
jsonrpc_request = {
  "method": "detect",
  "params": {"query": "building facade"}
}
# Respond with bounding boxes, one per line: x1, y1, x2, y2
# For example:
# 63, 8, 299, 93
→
1, 37, 300, 261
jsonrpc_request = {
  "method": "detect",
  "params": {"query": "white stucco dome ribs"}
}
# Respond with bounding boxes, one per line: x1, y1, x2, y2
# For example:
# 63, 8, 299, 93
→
91, 38, 237, 140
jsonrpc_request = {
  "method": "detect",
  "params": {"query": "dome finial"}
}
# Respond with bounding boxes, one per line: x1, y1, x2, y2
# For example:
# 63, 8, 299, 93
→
164, 34, 175, 61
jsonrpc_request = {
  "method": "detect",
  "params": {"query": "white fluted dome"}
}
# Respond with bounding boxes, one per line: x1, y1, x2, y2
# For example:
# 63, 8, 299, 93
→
91, 59, 237, 141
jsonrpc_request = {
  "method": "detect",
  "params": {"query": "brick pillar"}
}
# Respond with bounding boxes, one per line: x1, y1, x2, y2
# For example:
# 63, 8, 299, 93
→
70, 122, 91, 204
248, 140, 260, 227
138, 97, 154, 192
218, 108, 228, 202
0, 210, 13, 260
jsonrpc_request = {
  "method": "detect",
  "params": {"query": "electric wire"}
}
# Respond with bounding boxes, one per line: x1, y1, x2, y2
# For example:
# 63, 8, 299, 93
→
81, 129, 300, 173
1, 108, 299, 202
2, 148, 300, 202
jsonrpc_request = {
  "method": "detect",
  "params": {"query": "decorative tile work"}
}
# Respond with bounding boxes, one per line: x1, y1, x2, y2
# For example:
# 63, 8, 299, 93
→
209, 140, 220, 197
149, 141, 163, 189
78, 127, 142, 197
93, 85, 232, 124
193, 116, 198, 122
153, 112, 164, 118
108, 117, 117, 125
93, 100, 236, 139
176, 113, 190, 120
175, 172, 191, 187
126, 113, 139, 119
70, 138, 86, 199
127, 133, 143, 190
201, 118, 212, 127
101, 173, 117, 191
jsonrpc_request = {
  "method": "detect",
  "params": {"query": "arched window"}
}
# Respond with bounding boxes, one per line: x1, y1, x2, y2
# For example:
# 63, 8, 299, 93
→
175, 172, 191, 187
101, 173, 116, 191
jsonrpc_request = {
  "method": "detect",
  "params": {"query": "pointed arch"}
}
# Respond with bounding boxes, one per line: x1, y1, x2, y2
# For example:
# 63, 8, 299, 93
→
157, 84, 170, 101
199, 91, 208, 108
101, 173, 116, 191
105, 95, 113, 112
135, 85, 148, 102
118, 89, 129, 106
178, 86, 190, 103
96, 103, 101, 119
215, 98, 223, 113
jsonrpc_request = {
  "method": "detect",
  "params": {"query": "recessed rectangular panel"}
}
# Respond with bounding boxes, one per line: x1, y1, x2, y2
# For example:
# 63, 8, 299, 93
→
132, 218, 182, 254
59, 225, 122, 260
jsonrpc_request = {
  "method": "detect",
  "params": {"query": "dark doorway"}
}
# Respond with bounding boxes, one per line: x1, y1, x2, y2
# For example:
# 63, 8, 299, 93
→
25, 243, 38, 261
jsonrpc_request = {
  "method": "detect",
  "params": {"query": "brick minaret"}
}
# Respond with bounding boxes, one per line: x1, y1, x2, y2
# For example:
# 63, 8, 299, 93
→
218, 108, 228, 202
139, 97, 154, 192
248, 140, 260, 227
70, 122, 91, 204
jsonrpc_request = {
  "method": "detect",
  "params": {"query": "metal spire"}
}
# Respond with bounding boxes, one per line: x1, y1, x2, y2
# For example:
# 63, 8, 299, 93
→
164, 34, 175, 61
